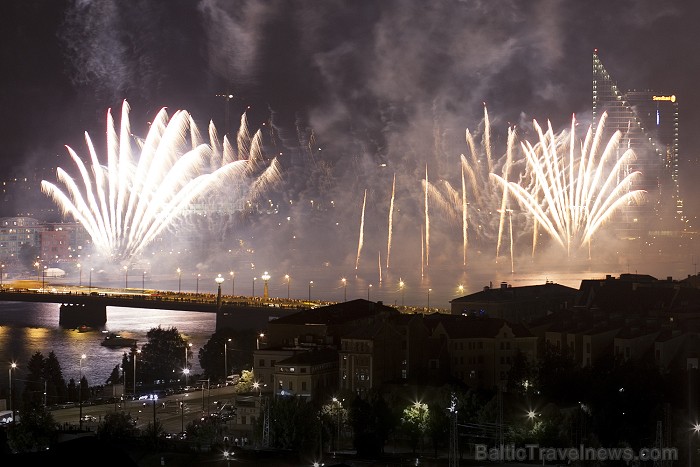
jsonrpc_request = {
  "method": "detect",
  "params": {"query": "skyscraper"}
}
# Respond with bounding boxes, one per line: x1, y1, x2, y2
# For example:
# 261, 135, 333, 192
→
592, 49, 684, 239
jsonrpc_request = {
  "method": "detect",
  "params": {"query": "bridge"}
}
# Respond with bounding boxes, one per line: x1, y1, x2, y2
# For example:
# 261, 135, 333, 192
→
0, 287, 312, 329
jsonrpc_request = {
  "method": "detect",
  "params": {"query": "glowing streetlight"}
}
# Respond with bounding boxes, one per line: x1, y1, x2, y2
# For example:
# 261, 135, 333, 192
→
367, 284, 372, 301
77, 263, 82, 286
124, 265, 128, 289
399, 279, 405, 306
34, 261, 40, 281
196, 273, 201, 294
257, 332, 265, 350
177, 268, 182, 293
79, 353, 86, 429
184, 342, 192, 386
342, 278, 347, 302
9, 363, 16, 423
285, 274, 290, 300
458, 284, 464, 295
427, 288, 432, 309
216, 274, 225, 310
89, 267, 94, 290
229, 271, 235, 296
261, 271, 271, 299
333, 397, 343, 452
252, 277, 257, 297
308, 280, 313, 301
0, 263, 4, 288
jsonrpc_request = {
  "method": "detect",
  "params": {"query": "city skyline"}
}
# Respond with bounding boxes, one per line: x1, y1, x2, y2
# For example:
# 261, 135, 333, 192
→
1, 1, 700, 306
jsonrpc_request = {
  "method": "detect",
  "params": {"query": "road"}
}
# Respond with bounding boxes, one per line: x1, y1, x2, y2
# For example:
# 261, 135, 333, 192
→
49, 384, 239, 435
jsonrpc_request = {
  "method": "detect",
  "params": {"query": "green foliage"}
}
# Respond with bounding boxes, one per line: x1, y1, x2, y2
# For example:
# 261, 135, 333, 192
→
198, 327, 255, 381
6, 404, 56, 453
266, 396, 318, 454
349, 390, 395, 457
401, 402, 429, 453
98, 411, 137, 441
232, 369, 254, 393
139, 326, 187, 385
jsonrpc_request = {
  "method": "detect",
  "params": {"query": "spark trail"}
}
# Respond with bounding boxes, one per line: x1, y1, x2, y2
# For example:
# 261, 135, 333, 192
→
387, 173, 395, 269
491, 112, 645, 256
355, 189, 367, 270
41, 100, 280, 263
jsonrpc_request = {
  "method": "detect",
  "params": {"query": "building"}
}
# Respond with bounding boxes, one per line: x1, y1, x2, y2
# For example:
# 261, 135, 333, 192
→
449, 281, 577, 323
592, 49, 686, 238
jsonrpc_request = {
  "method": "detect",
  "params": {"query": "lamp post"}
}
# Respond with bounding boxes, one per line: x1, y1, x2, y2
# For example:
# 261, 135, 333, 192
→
180, 401, 185, 433
367, 284, 372, 301
177, 268, 182, 294
427, 288, 432, 310
399, 279, 405, 306
252, 277, 257, 297
133, 348, 141, 398
262, 271, 271, 299
224, 338, 231, 380
216, 274, 225, 310
89, 267, 93, 291
42, 266, 46, 291
1, 263, 4, 288
196, 273, 200, 294
79, 353, 86, 429
342, 278, 347, 302
308, 280, 313, 301
229, 271, 235, 296
34, 261, 40, 281
333, 397, 343, 452
183, 368, 190, 387
257, 332, 265, 350
184, 343, 192, 384
9, 363, 16, 423
77, 263, 82, 286
142, 271, 146, 292
124, 265, 128, 289
285, 274, 290, 300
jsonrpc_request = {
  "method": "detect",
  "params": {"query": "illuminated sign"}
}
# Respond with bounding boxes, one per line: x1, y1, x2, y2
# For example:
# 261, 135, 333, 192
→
653, 95, 676, 102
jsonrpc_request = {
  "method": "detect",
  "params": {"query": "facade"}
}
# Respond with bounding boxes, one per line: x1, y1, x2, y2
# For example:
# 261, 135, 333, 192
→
592, 49, 686, 238
0, 217, 41, 262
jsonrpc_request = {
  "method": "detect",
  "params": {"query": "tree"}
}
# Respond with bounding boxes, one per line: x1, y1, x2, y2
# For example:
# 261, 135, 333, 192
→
198, 328, 255, 382
401, 402, 429, 454
98, 412, 137, 442
232, 369, 254, 394
349, 390, 395, 457
139, 326, 187, 385
106, 365, 122, 385
6, 403, 56, 453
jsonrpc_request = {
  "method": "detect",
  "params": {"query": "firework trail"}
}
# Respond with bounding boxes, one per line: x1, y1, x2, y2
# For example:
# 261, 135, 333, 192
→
41, 100, 280, 263
491, 112, 646, 256
355, 189, 367, 270
378, 251, 382, 283
461, 162, 468, 266
495, 126, 517, 261
386, 173, 395, 269
424, 164, 429, 268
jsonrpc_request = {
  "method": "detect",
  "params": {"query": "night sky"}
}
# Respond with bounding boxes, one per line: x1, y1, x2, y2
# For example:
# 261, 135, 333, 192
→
1, 0, 700, 299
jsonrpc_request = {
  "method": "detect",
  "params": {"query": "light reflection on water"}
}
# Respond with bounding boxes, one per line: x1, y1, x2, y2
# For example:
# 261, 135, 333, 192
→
0, 302, 215, 393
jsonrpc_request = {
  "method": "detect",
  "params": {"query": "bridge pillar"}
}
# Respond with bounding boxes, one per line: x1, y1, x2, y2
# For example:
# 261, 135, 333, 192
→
59, 303, 107, 328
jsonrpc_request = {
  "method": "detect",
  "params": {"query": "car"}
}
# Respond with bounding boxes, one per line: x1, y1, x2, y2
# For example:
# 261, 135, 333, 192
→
80, 414, 97, 422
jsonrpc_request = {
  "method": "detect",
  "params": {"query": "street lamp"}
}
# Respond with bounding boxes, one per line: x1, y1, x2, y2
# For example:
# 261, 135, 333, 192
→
333, 397, 343, 452
177, 268, 182, 294
308, 280, 313, 301
252, 277, 257, 297
77, 263, 82, 286
124, 265, 128, 289
133, 348, 141, 398
183, 368, 190, 387
367, 284, 372, 301
257, 332, 265, 350
261, 271, 271, 299
224, 338, 231, 380
342, 278, 347, 302
427, 288, 432, 310
458, 284, 464, 295
142, 270, 146, 292
34, 261, 40, 281
42, 266, 46, 291
9, 363, 16, 423
216, 274, 225, 310
399, 279, 405, 306
0, 263, 4, 289
196, 273, 201, 294
229, 271, 235, 296
184, 342, 192, 380
79, 353, 86, 429
89, 267, 93, 290
285, 274, 290, 300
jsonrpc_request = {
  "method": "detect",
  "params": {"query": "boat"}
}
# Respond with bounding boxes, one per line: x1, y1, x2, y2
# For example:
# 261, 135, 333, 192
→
100, 332, 137, 348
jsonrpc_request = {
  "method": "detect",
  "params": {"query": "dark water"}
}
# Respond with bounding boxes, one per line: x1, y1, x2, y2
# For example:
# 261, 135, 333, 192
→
0, 302, 216, 393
